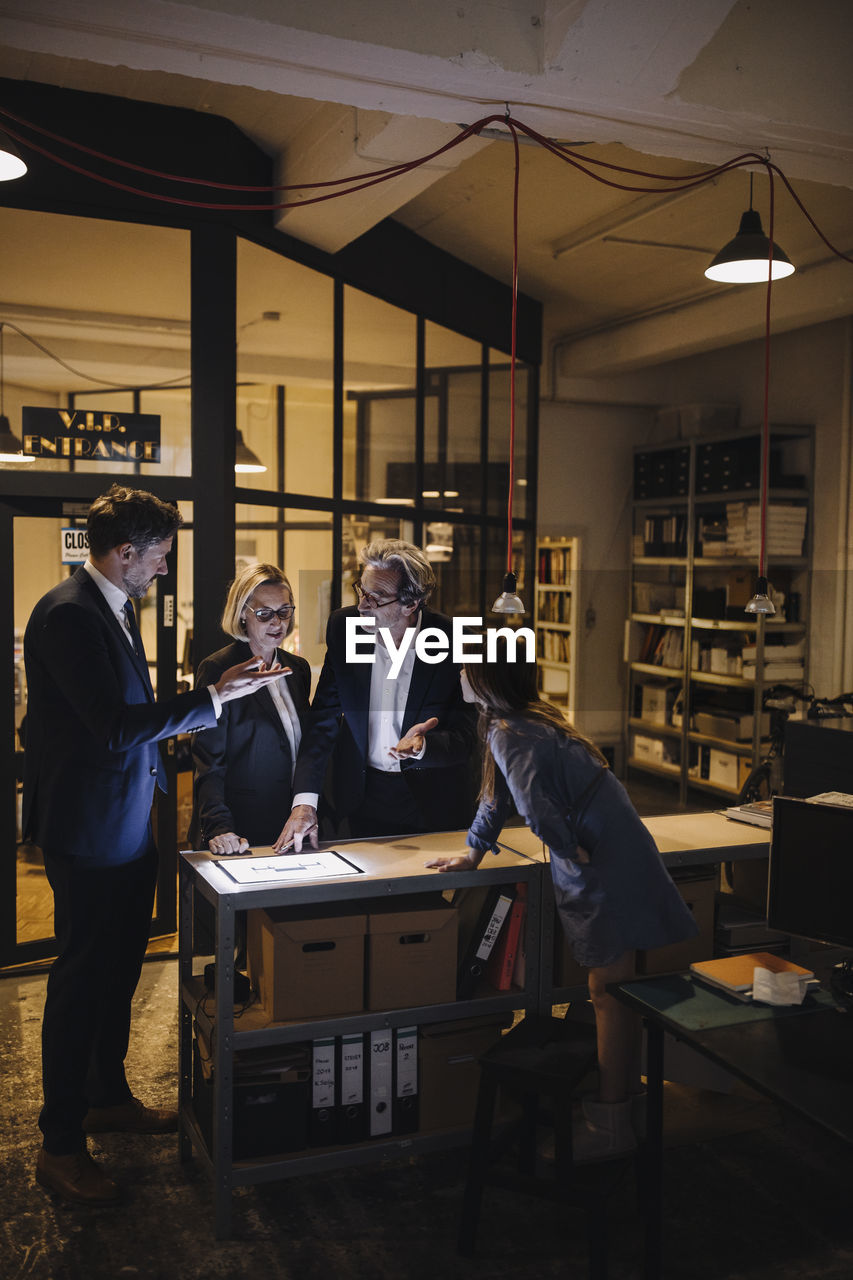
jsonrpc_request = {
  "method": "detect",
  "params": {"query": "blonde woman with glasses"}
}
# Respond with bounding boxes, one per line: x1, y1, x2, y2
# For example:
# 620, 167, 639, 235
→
188, 563, 311, 856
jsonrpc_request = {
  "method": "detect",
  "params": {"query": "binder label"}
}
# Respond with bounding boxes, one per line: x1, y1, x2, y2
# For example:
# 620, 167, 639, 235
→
340, 1033, 364, 1106
474, 893, 513, 961
369, 1029, 393, 1136
312, 1037, 336, 1107
395, 1027, 418, 1099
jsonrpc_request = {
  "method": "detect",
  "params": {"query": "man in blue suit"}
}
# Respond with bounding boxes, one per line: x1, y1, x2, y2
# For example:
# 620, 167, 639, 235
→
24, 484, 286, 1205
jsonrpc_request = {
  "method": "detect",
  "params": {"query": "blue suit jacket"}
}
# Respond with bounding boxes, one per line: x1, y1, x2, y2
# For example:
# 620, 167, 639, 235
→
292, 605, 478, 829
23, 566, 217, 863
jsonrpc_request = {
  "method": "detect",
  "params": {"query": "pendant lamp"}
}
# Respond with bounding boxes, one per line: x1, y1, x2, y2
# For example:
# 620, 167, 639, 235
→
492, 570, 525, 614
705, 170, 795, 287
744, 575, 776, 615
234, 428, 266, 474
0, 129, 27, 182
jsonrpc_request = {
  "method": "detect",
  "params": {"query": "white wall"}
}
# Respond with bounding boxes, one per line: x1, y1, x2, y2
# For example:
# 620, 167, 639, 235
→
541, 316, 853, 743
537, 398, 654, 742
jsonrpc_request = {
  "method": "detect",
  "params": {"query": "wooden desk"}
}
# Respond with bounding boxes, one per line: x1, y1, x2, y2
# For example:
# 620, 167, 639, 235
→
640, 810, 770, 869
612, 973, 853, 1279
500, 809, 771, 870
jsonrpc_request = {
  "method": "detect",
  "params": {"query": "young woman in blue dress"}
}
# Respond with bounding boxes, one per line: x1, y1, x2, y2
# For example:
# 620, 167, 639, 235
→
426, 634, 697, 1160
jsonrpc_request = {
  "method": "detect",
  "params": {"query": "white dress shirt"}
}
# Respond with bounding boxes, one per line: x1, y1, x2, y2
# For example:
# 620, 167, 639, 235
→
82, 559, 221, 716
365, 613, 422, 772
292, 612, 425, 809
267, 664, 302, 782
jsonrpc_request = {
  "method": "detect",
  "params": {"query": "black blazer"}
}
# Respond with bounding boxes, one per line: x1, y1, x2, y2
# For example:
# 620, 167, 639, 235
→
23, 566, 217, 863
292, 606, 478, 830
188, 640, 312, 849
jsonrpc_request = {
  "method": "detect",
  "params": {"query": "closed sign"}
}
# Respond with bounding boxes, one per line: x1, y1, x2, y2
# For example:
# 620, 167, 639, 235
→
61, 527, 89, 564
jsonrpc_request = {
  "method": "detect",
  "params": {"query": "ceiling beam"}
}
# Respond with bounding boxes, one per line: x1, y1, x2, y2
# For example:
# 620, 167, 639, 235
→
555, 253, 853, 377
3, 0, 851, 188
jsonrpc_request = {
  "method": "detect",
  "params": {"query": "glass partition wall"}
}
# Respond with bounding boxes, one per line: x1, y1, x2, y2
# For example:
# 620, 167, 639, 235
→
0, 208, 537, 968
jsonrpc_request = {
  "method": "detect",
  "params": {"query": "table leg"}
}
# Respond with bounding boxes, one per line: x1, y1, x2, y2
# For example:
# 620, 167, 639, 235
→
644, 1020, 664, 1280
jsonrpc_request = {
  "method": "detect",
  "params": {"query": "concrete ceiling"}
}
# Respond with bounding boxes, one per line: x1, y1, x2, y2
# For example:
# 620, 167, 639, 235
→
0, 0, 851, 385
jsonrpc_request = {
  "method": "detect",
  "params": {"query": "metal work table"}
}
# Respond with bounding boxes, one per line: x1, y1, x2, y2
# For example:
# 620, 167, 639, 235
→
178, 829, 544, 1238
179, 812, 770, 1236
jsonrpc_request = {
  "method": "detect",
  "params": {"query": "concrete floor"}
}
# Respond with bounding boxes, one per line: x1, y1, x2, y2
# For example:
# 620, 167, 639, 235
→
3, 958, 853, 1280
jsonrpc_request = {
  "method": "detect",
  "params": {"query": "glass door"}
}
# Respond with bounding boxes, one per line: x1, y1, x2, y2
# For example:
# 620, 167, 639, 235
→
0, 496, 182, 969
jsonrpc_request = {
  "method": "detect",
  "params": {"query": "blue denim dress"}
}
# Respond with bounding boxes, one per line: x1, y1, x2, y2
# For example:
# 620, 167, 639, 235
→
467, 717, 698, 967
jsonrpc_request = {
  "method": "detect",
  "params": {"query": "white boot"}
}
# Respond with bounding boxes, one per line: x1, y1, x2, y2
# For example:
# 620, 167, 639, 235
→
572, 1096, 637, 1163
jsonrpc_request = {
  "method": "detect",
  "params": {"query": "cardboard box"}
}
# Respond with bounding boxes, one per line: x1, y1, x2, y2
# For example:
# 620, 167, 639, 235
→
633, 733, 665, 763
418, 1014, 513, 1131
694, 711, 770, 741
366, 897, 458, 1010
709, 647, 742, 676
639, 684, 669, 725
247, 905, 366, 1022
637, 873, 716, 975
707, 747, 739, 789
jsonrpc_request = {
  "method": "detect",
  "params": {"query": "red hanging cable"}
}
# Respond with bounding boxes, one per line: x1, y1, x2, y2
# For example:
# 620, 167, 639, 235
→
507, 120, 520, 576
760, 167, 776, 584
1, 103, 851, 277
0, 105, 499, 192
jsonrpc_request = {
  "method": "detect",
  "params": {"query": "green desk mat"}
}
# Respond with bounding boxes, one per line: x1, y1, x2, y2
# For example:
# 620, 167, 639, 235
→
619, 973, 838, 1032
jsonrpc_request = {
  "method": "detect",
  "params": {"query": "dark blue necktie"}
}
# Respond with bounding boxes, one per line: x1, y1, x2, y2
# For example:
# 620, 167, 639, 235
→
123, 599, 141, 656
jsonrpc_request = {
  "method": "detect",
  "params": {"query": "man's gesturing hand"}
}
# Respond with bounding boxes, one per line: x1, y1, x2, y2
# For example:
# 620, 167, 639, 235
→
388, 716, 439, 760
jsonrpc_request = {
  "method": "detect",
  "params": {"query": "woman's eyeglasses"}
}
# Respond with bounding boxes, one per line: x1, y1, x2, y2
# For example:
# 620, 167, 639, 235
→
245, 604, 295, 623
353, 579, 400, 609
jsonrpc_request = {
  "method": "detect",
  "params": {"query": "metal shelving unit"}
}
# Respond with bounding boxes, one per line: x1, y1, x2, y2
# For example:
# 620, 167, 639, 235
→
625, 426, 813, 806
178, 834, 544, 1238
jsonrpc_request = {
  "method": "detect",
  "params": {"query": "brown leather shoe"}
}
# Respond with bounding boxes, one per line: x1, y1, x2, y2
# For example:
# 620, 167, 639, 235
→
36, 1148, 122, 1205
83, 1096, 178, 1135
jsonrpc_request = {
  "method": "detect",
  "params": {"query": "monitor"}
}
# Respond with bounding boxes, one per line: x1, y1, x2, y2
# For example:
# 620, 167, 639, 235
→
767, 797, 853, 950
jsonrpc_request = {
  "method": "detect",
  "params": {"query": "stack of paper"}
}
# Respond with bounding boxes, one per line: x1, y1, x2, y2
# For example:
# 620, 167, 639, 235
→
724, 502, 807, 558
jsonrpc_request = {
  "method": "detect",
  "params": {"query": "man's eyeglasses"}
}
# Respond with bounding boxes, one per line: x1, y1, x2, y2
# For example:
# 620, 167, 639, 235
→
245, 604, 295, 623
353, 579, 400, 609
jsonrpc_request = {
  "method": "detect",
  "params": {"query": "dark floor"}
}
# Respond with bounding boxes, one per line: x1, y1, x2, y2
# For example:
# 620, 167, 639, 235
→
3, 958, 853, 1280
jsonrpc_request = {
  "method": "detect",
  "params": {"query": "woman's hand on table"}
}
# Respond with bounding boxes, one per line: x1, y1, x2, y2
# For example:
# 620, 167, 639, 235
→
424, 847, 485, 872
208, 832, 249, 855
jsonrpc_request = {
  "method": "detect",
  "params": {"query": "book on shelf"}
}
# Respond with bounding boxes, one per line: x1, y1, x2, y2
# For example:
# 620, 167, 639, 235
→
724, 799, 774, 828
538, 545, 572, 584
690, 952, 814, 997
637, 623, 683, 668
538, 629, 571, 663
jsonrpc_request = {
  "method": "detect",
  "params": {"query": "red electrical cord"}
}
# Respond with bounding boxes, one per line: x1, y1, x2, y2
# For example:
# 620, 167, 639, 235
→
507, 120, 520, 577
2, 103, 851, 595
760, 172, 776, 586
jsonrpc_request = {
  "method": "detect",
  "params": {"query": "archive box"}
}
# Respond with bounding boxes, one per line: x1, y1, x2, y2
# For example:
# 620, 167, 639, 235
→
247, 904, 366, 1021
366, 896, 458, 1010
418, 1013, 514, 1131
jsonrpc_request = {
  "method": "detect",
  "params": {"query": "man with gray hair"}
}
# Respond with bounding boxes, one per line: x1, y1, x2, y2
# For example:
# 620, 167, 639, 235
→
275, 539, 476, 849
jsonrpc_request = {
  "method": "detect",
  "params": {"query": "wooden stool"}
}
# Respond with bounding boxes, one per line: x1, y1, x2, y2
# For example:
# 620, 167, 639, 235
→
457, 1014, 628, 1280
